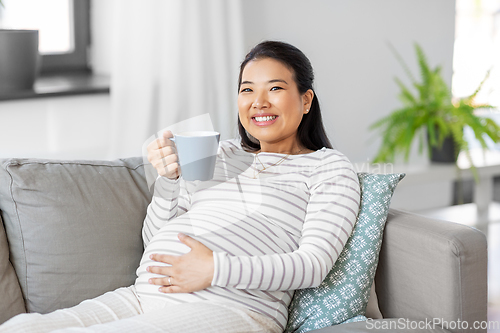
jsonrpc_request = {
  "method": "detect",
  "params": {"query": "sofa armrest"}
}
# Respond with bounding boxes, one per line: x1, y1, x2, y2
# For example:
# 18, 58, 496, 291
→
375, 208, 487, 332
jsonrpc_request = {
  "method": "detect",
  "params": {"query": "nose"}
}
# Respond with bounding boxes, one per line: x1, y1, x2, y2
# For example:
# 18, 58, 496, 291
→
252, 91, 270, 109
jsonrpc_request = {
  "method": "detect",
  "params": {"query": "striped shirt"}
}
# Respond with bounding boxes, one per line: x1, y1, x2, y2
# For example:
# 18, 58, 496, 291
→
134, 139, 361, 330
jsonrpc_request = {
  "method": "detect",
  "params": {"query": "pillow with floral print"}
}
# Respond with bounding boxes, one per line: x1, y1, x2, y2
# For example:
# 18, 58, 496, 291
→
285, 173, 405, 333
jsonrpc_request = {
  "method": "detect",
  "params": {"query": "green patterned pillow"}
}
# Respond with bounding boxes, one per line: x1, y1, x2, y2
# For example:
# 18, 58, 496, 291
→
285, 172, 405, 333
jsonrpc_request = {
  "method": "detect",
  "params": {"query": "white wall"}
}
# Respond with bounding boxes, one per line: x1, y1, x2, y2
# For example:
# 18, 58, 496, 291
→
241, 0, 456, 164
0, 0, 456, 166
90, 0, 114, 76
0, 95, 111, 160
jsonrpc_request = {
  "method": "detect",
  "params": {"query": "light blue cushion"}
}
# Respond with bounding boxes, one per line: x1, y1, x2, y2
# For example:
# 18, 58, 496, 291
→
285, 173, 405, 333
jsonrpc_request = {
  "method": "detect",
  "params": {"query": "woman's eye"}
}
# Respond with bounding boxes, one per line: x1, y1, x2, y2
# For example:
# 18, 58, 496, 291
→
240, 88, 252, 93
270, 86, 283, 91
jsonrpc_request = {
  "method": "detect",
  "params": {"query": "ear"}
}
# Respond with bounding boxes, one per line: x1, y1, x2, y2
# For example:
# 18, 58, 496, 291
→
302, 89, 314, 114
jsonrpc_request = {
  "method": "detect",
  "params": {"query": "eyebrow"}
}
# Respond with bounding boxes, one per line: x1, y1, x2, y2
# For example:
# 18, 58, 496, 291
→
240, 79, 289, 85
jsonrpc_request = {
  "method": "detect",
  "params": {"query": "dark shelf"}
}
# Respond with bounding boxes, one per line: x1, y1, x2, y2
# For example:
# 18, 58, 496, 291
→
0, 72, 110, 101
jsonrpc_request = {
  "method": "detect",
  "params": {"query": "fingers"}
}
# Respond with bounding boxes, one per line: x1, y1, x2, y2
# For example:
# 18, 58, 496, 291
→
152, 155, 179, 179
146, 238, 214, 294
147, 130, 180, 179
147, 270, 183, 293
148, 275, 183, 293
148, 276, 170, 286
150, 253, 176, 264
157, 130, 175, 150
147, 131, 175, 157
147, 130, 174, 152
159, 285, 182, 293
146, 264, 174, 286
177, 233, 199, 249
162, 129, 174, 141
151, 149, 179, 175
149, 147, 175, 168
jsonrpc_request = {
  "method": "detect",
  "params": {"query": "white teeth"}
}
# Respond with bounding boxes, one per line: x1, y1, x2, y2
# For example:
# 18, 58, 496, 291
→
254, 116, 277, 122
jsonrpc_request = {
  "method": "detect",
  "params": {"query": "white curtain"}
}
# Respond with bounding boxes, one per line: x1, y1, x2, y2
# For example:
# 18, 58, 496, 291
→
108, 0, 244, 158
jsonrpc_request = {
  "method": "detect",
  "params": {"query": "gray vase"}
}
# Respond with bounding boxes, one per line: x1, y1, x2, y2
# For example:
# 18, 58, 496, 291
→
0, 29, 40, 93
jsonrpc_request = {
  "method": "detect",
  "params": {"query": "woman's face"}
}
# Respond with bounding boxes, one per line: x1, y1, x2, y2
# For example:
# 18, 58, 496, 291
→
238, 58, 313, 151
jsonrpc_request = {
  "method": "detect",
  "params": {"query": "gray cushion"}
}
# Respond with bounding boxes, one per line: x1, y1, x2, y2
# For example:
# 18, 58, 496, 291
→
0, 157, 152, 314
0, 214, 26, 324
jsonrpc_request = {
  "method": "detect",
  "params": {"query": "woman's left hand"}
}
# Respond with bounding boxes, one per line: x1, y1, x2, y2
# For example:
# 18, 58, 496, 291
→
147, 233, 214, 293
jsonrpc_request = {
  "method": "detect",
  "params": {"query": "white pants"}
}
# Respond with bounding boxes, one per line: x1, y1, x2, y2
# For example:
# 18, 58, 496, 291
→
0, 286, 281, 333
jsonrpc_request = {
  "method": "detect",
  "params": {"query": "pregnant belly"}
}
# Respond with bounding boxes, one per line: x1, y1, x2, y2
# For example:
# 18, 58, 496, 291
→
134, 208, 296, 298
134, 216, 194, 294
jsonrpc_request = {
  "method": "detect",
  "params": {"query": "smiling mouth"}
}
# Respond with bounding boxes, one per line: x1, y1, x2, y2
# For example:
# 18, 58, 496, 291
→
253, 115, 277, 122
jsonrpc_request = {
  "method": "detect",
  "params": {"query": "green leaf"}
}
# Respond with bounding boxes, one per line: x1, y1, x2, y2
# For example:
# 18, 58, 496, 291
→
395, 77, 417, 106
387, 42, 416, 84
369, 42, 499, 173
466, 70, 491, 102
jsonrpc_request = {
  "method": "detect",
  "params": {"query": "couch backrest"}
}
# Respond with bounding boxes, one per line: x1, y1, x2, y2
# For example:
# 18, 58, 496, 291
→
0, 157, 152, 315
376, 209, 488, 332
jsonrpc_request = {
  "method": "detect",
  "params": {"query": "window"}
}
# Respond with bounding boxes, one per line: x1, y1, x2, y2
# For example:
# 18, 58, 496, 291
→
453, 0, 500, 106
454, 0, 500, 150
0, 0, 90, 73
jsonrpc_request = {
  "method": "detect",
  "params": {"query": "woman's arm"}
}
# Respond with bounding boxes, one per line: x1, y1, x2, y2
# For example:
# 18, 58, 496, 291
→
142, 130, 191, 247
142, 176, 191, 247
211, 154, 360, 291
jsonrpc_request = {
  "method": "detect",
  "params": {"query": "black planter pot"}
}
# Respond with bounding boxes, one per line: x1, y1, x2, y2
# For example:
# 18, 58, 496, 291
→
0, 29, 40, 93
429, 134, 459, 163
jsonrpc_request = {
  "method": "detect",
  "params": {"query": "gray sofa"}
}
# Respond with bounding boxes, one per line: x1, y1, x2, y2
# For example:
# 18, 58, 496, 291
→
0, 157, 487, 332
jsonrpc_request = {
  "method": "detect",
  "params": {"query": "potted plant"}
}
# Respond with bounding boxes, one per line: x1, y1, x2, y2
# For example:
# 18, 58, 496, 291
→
0, 0, 40, 93
370, 43, 500, 170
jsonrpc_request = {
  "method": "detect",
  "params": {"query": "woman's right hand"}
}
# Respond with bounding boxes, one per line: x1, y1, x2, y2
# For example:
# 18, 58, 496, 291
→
147, 130, 180, 179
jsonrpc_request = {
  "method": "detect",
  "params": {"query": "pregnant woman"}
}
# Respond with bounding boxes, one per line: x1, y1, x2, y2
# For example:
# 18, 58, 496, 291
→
0, 41, 360, 333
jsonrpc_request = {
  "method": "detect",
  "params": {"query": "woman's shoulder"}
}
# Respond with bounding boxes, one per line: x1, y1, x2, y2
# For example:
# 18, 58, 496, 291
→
285, 147, 354, 173
312, 147, 352, 164
306, 148, 359, 188
313, 148, 357, 174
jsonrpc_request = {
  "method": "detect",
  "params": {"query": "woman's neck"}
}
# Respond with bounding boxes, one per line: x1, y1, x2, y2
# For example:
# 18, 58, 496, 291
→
257, 142, 311, 155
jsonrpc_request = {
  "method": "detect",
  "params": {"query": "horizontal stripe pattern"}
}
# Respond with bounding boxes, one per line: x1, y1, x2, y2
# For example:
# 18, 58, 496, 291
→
135, 139, 360, 330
